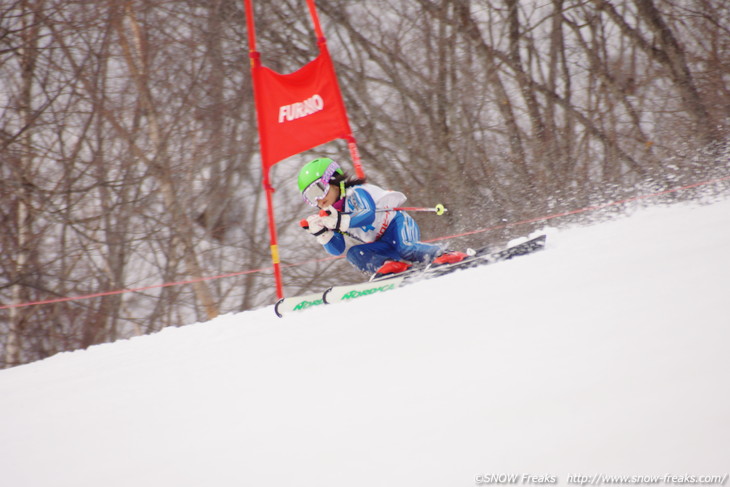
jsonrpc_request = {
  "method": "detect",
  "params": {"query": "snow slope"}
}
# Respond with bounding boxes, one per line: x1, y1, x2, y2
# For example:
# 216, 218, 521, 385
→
1, 197, 729, 487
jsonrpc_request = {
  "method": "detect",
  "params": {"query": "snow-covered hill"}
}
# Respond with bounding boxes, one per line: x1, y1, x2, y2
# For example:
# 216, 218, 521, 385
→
1, 197, 729, 487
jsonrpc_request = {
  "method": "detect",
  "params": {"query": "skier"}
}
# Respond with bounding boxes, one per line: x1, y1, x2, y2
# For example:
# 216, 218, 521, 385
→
298, 157, 466, 277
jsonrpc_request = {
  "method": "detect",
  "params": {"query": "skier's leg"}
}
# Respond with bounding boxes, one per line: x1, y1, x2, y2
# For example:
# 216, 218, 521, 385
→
390, 213, 441, 263
346, 241, 400, 273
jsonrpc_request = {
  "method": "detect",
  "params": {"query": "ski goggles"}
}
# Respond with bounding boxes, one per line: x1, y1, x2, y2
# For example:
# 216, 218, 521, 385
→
302, 180, 331, 207
301, 161, 341, 207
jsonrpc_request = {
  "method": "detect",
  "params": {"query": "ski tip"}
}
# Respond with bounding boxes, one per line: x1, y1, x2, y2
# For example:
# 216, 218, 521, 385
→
274, 298, 285, 318
322, 287, 333, 305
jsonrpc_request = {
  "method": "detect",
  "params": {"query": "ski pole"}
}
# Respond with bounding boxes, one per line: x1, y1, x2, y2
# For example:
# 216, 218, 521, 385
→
376, 204, 447, 215
300, 203, 446, 241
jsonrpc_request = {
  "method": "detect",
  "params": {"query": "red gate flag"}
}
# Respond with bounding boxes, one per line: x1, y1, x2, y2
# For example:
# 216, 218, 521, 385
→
252, 46, 353, 170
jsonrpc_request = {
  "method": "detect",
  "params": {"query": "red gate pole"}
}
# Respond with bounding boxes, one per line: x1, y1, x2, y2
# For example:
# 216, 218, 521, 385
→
244, 0, 285, 299
262, 169, 284, 300
346, 135, 366, 180
305, 0, 366, 180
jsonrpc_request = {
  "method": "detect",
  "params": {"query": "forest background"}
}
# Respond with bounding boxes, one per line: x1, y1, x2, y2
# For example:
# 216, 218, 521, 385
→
2, 0, 728, 367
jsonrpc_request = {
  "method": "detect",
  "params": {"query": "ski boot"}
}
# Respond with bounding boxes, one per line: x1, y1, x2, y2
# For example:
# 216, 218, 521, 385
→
432, 250, 469, 266
373, 260, 412, 279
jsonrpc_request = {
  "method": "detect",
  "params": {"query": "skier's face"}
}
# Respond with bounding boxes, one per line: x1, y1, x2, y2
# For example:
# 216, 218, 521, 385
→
317, 184, 340, 209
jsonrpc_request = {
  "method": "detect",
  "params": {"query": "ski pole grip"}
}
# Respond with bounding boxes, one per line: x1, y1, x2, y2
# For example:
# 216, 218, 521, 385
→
299, 218, 310, 230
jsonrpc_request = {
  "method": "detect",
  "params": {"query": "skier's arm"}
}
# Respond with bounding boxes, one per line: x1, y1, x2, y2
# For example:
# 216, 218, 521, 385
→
320, 187, 375, 233
302, 214, 346, 256
317, 187, 376, 255
323, 232, 345, 255
346, 187, 377, 228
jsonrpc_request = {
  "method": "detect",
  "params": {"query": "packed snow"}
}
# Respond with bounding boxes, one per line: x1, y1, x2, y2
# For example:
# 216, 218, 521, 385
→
1, 196, 729, 487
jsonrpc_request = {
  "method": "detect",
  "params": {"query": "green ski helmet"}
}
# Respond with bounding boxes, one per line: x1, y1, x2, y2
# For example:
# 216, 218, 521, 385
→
298, 157, 344, 206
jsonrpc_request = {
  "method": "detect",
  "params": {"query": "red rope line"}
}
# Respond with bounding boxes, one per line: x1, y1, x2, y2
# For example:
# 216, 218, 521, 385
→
0, 268, 265, 310
2, 175, 728, 310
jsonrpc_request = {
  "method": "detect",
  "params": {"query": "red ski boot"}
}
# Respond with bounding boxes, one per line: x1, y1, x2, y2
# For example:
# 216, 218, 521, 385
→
374, 260, 412, 278
432, 250, 469, 266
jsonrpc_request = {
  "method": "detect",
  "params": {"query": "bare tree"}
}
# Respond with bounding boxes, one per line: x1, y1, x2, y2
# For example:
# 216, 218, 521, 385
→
1, 0, 727, 367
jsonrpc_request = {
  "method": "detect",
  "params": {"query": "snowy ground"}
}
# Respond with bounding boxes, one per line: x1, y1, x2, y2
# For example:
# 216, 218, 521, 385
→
1, 197, 729, 487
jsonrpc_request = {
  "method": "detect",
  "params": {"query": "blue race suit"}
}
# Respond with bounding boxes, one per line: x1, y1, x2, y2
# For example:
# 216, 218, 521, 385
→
321, 184, 441, 273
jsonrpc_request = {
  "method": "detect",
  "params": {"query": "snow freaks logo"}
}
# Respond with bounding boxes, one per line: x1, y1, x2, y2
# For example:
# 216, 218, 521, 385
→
475, 474, 556, 485
278, 94, 324, 123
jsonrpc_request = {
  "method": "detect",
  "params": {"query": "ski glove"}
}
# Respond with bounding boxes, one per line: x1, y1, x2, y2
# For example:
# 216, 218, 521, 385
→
304, 214, 334, 245
319, 208, 350, 232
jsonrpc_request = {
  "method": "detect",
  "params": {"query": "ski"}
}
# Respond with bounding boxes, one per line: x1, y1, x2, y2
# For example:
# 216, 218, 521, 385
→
416, 233, 547, 280
324, 234, 547, 305
274, 292, 325, 318
322, 275, 406, 304
275, 234, 546, 316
